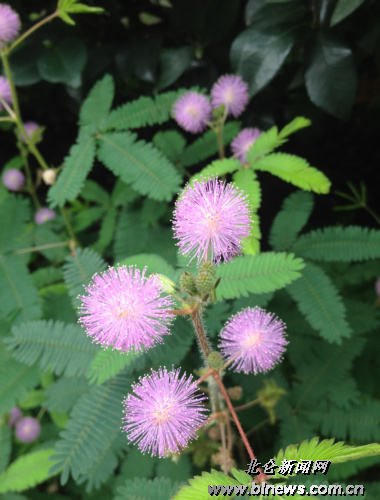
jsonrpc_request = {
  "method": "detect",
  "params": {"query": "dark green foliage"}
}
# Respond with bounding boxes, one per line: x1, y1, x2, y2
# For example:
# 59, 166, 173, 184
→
115, 477, 180, 500
44, 377, 90, 413
79, 74, 114, 135
0, 423, 11, 473
0, 196, 31, 253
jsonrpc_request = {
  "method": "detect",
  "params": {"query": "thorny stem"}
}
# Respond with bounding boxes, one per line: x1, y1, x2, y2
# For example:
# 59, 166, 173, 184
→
212, 371, 267, 484
8, 11, 59, 53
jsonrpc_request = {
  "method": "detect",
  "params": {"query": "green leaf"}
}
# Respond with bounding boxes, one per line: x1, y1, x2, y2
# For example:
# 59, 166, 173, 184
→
116, 477, 180, 500
106, 90, 185, 130
304, 32, 357, 120
0, 255, 42, 325
189, 158, 241, 185
270, 191, 314, 251
330, 0, 366, 26
92, 207, 117, 253
246, 126, 286, 162
0, 423, 11, 473
0, 358, 40, 413
182, 121, 240, 168
172, 469, 243, 500
19, 389, 46, 409
252, 153, 331, 194
153, 130, 186, 164
33, 225, 68, 262
63, 247, 107, 310
48, 136, 96, 207
217, 252, 304, 299
274, 438, 380, 479
50, 375, 131, 485
79, 74, 114, 134
72, 205, 106, 233
278, 116, 312, 139
0, 195, 31, 253
230, 24, 300, 96
6, 320, 98, 377
8, 44, 42, 86
37, 37, 87, 88
287, 262, 352, 343
157, 47, 194, 91
58, 0, 104, 15
87, 347, 140, 385
31, 267, 63, 289
292, 226, 380, 262
233, 168, 261, 213
0, 449, 60, 493
119, 253, 177, 282
80, 179, 110, 205
44, 376, 90, 413
97, 132, 182, 201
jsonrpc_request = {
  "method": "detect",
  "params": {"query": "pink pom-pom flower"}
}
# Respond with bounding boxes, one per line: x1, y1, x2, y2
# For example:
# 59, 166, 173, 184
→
173, 176, 252, 265
79, 266, 175, 353
173, 91, 212, 133
34, 207, 56, 225
15, 417, 41, 443
219, 307, 287, 374
2, 168, 25, 191
0, 4, 21, 48
123, 367, 208, 457
231, 128, 261, 164
0, 76, 12, 111
8, 406, 22, 428
211, 74, 249, 118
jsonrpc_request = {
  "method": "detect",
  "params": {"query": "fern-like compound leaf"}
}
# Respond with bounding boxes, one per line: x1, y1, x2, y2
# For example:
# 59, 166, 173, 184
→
278, 116, 311, 139
105, 90, 184, 130
189, 158, 241, 186
233, 168, 262, 213
0, 195, 30, 253
0, 423, 11, 473
246, 126, 286, 162
48, 135, 96, 207
44, 377, 90, 413
172, 469, 244, 500
63, 247, 107, 310
253, 153, 331, 194
116, 477, 180, 500
292, 226, 380, 262
79, 74, 114, 134
217, 252, 305, 299
0, 449, 60, 493
287, 262, 352, 343
97, 132, 181, 201
270, 191, 314, 251
0, 356, 40, 413
87, 347, 140, 385
6, 320, 98, 378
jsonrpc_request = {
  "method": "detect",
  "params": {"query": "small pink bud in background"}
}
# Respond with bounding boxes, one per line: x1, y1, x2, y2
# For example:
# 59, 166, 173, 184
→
211, 74, 249, 118
35, 207, 56, 225
0, 4, 21, 48
42, 168, 56, 185
231, 128, 261, 164
2, 168, 25, 191
15, 416, 41, 443
173, 91, 212, 133
21, 122, 43, 144
0, 76, 12, 111
376, 278, 380, 297
8, 407, 22, 428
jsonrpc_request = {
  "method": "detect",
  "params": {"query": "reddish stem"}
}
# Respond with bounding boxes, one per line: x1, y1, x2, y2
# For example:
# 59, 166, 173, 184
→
169, 308, 193, 315
196, 367, 214, 386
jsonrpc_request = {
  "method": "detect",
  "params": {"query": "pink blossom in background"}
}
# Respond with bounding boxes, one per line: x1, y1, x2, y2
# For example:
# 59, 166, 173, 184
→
211, 74, 249, 117
123, 367, 208, 457
0, 76, 12, 111
21, 121, 42, 143
173, 176, 252, 265
34, 207, 56, 225
79, 266, 175, 353
173, 91, 212, 133
2, 168, 25, 191
8, 406, 22, 427
219, 307, 287, 374
15, 417, 41, 443
0, 4, 20, 48
231, 128, 261, 163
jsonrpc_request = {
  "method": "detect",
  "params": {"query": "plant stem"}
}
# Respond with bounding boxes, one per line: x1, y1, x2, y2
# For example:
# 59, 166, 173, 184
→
169, 308, 194, 315
191, 309, 211, 358
8, 11, 59, 54
15, 241, 71, 254
233, 398, 261, 412
60, 207, 80, 248
212, 371, 267, 483
364, 204, 380, 226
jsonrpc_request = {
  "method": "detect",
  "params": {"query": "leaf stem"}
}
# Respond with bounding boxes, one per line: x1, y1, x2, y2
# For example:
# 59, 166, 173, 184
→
60, 207, 80, 248
8, 11, 59, 54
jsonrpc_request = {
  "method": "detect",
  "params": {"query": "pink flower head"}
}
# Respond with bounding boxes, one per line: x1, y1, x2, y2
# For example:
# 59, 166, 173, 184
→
0, 76, 12, 111
34, 207, 56, 225
22, 122, 42, 143
219, 307, 287, 374
0, 4, 20, 48
2, 168, 25, 191
79, 266, 175, 353
173, 176, 252, 265
173, 91, 212, 133
211, 74, 249, 118
15, 417, 41, 443
231, 128, 261, 164
123, 367, 208, 457
8, 406, 22, 428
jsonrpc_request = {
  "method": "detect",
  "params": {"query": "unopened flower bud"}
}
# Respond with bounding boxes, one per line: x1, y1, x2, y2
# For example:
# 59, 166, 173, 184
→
226, 386, 242, 401
257, 379, 286, 424
195, 261, 217, 297
207, 351, 224, 370
153, 274, 177, 295
179, 271, 198, 296
42, 169, 57, 185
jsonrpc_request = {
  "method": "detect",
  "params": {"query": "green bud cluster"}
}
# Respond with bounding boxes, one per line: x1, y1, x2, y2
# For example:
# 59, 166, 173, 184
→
179, 271, 198, 296
207, 351, 224, 370
195, 261, 217, 297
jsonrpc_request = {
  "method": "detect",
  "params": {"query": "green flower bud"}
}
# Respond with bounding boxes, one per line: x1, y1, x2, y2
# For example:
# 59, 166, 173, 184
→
153, 274, 177, 295
195, 261, 217, 297
179, 271, 198, 296
207, 351, 224, 370
257, 379, 286, 424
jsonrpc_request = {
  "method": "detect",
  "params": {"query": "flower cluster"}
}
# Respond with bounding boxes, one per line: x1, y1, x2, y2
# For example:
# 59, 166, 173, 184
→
173, 176, 252, 265
0, 4, 20, 48
173, 74, 249, 133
